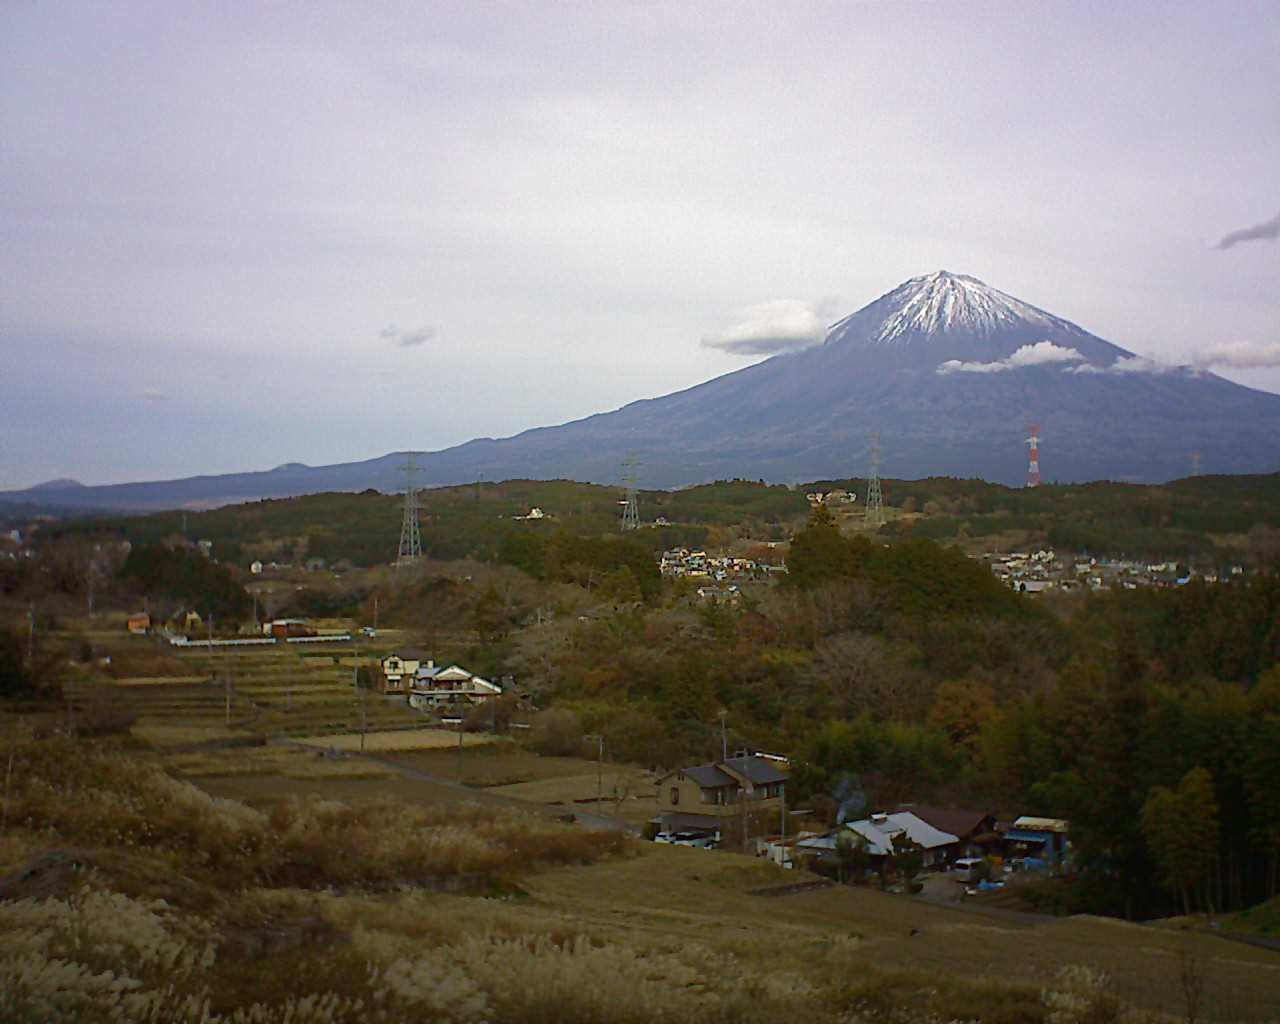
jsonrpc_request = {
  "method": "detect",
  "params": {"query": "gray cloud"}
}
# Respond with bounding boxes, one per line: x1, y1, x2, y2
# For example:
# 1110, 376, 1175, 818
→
936, 340, 1084, 375
702, 300, 828, 356
380, 325, 438, 348
1216, 211, 1280, 249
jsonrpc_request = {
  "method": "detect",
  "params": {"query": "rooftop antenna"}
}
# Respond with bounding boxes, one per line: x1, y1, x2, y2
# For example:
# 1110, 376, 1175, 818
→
396, 453, 423, 566
864, 433, 885, 527
1026, 425, 1041, 488
619, 453, 640, 531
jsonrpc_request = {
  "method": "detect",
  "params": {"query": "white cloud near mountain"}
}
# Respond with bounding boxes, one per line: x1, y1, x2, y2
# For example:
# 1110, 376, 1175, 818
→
936, 340, 1083, 375
702, 301, 828, 356
1065, 355, 1190, 376
1191, 341, 1280, 369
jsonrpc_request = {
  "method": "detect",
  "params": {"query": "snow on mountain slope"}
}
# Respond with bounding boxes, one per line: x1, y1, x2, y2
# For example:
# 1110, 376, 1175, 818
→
827, 270, 1081, 345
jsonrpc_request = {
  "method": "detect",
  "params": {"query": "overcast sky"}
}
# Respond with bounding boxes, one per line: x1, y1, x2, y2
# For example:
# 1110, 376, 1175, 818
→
2, 1, 1277, 489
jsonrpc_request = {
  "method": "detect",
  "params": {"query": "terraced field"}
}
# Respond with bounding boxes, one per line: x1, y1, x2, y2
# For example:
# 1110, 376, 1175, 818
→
171, 645, 425, 737
62, 642, 426, 744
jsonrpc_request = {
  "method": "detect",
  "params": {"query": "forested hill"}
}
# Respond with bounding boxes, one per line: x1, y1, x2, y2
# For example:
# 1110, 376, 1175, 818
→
29, 473, 1280, 569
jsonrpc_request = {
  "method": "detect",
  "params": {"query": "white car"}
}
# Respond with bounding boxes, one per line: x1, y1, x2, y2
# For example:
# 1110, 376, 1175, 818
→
654, 831, 717, 849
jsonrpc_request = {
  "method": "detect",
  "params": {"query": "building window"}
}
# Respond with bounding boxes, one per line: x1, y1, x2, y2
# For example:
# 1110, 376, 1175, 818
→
670, 787, 679, 806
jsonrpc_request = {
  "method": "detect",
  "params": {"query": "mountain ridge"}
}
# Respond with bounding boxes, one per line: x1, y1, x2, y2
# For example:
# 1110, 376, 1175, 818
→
6, 271, 1280, 510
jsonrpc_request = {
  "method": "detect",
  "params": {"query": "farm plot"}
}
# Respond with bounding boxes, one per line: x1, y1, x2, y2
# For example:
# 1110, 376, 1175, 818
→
172, 646, 424, 737
294, 728, 497, 753
489, 767, 658, 825
379, 745, 617, 787
162, 744, 396, 781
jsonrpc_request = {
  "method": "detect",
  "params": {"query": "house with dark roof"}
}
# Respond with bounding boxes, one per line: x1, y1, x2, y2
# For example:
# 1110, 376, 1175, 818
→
652, 755, 788, 837
892, 805, 998, 860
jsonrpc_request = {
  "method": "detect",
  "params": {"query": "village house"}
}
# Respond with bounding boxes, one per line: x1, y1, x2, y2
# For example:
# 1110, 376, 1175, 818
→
168, 608, 203, 633
1001, 816, 1070, 867
407, 662, 502, 709
651, 755, 788, 839
892, 805, 998, 860
125, 612, 151, 635
379, 648, 428, 693
797, 811, 959, 871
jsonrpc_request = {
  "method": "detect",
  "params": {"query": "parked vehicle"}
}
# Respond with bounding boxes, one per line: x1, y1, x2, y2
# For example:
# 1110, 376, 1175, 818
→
654, 831, 717, 849
951, 857, 985, 882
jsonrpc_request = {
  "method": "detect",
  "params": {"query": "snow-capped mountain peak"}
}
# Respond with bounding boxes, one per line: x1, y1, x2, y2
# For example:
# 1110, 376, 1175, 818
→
827, 270, 1077, 345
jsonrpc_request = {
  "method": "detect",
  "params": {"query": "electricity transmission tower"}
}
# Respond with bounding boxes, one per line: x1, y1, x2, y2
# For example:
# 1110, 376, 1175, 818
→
396, 453, 423, 566
1026, 424, 1041, 488
864, 433, 885, 527
619, 453, 640, 531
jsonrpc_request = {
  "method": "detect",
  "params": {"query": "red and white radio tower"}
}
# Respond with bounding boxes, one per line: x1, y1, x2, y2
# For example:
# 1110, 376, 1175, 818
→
1026, 425, 1041, 488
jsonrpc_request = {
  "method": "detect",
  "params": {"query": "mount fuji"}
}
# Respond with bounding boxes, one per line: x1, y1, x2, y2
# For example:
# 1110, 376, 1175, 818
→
6, 271, 1280, 509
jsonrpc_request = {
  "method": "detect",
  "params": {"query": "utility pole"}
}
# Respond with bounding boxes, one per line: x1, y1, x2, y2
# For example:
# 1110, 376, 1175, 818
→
718, 710, 728, 763
583, 734, 605, 806
26, 603, 34, 669
779, 778, 787, 867
353, 642, 368, 752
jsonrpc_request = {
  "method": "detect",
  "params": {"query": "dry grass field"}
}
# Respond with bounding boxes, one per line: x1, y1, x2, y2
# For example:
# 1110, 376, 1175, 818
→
130, 721, 251, 747
161, 745, 397, 782
3, 726, 1279, 1022
294, 727, 497, 753
381, 744, 621, 787
523, 846, 1280, 1022
194, 769, 566, 819
490, 768, 659, 825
